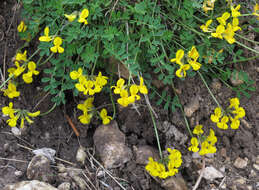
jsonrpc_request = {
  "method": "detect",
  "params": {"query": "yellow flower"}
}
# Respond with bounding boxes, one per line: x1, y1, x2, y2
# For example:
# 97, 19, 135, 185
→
100, 108, 112, 125
138, 77, 148, 94
39, 27, 52, 42
175, 64, 190, 78
167, 148, 182, 168
187, 46, 201, 71
2, 102, 15, 117
95, 71, 108, 87
223, 23, 236, 44
111, 78, 125, 94
78, 9, 89, 25
77, 97, 94, 113
70, 68, 83, 80
7, 115, 19, 127
231, 4, 241, 18
22, 61, 39, 83
232, 107, 245, 118
64, 13, 77, 22
78, 112, 92, 124
170, 49, 184, 65
206, 129, 217, 145
217, 115, 229, 129
200, 19, 212, 32
211, 25, 225, 39
27, 111, 40, 117
230, 117, 240, 129
20, 117, 25, 128
232, 18, 241, 32
17, 21, 27, 32
188, 137, 199, 152
193, 125, 204, 135
216, 12, 230, 26
3, 82, 20, 99
50, 37, 64, 53
210, 107, 222, 123
229, 97, 239, 109
15, 50, 27, 64
253, 4, 259, 20
118, 89, 130, 107
129, 84, 140, 103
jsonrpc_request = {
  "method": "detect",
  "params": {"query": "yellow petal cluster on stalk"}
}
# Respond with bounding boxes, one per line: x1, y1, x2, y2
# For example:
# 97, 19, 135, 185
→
64, 12, 77, 22
188, 126, 217, 155
70, 69, 108, 96
111, 77, 148, 107
1, 102, 40, 128
145, 148, 182, 179
211, 97, 245, 130
22, 61, 40, 83
77, 97, 94, 124
253, 4, 259, 20
202, 0, 217, 13
170, 47, 202, 78
50, 37, 64, 53
39, 27, 52, 42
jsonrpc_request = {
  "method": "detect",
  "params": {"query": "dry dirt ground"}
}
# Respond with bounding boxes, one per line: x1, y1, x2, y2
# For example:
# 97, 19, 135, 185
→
0, 0, 258, 190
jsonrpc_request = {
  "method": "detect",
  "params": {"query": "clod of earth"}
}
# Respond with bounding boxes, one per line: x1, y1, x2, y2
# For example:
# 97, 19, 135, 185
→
133, 145, 160, 165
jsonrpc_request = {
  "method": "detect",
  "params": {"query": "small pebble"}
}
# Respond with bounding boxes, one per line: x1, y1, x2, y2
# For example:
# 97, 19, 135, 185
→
14, 170, 23, 177
233, 157, 248, 169
253, 164, 259, 171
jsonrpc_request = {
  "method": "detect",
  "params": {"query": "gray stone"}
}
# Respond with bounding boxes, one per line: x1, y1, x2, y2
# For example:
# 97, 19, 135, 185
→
3, 180, 58, 190
184, 96, 200, 117
162, 176, 188, 190
233, 157, 248, 169
133, 145, 160, 165
57, 182, 71, 190
200, 166, 224, 180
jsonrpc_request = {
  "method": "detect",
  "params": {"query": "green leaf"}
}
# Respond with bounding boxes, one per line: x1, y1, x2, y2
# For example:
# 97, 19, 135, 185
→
41, 77, 50, 82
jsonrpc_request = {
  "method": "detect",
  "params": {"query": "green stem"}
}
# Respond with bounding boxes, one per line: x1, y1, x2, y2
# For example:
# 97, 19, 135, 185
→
235, 33, 259, 44
0, 75, 13, 89
27, 48, 41, 62
39, 103, 57, 116
38, 53, 54, 66
235, 41, 259, 54
110, 88, 116, 119
91, 40, 100, 76
198, 71, 222, 109
148, 105, 163, 160
238, 13, 254, 17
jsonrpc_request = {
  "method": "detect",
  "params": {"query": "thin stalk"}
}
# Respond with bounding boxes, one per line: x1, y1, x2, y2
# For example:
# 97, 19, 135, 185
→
148, 106, 163, 160
0, 75, 13, 89
235, 41, 259, 54
38, 53, 54, 66
109, 88, 116, 119
39, 103, 56, 116
235, 33, 259, 44
222, 55, 259, 65
91, 40, 100, 76
198, 71, 222, 109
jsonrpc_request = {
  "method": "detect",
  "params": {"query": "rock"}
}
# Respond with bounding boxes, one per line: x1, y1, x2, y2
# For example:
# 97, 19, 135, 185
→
211, 78, 222, 91
233, 157, 248, 169
184, 96, 199, 117
230, 72, 244, 86
240, 119, 252, 129
14, 170, 23, 177
57, 182, 71, 190
160, 121, 188, 145
3, 180, 58, 190
57, 163, 66, 173
11, 127, 21, 136
200, 166, 224, 180
234, 177, 246, 184
249, 169, 256, 178
76, 146, 87, 165
32, 148, 56, 163
220, 148, 227, 158
133, 145, 160, 165
162, 176, 188, 190
253, 164, 259, 171
93, 120, 132, 169
256, 67, 259, 73
70, 175, 87, 190
256, 155, 259, 164
27, 155, 54, 183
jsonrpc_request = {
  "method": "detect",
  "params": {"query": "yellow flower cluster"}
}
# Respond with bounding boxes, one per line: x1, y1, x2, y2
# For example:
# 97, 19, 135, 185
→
17, 21, 27, 33
65, 8, 89, 24
188, 125, 217, 155
170, 46, 201, 78
111, 77, 148, 107
70, 68, 108, 96
77, 97, 112, 125
39, 27, 64, 53
201, 5, 242, 44
145, 148, 182, 179
211, 97, 245, 130
7, 51, 39, 84
2, 102, 40, 128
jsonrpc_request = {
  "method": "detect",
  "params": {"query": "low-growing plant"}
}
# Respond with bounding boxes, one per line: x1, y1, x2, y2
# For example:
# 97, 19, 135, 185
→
0, 0, 258, 184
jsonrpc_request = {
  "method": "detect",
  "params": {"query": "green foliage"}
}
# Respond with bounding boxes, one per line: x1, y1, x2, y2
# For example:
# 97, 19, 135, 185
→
19, 0, 256, 108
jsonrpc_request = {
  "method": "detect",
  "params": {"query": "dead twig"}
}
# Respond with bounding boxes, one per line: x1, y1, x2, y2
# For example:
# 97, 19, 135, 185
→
192, 157, 206, 190
65, 114, 80, 137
